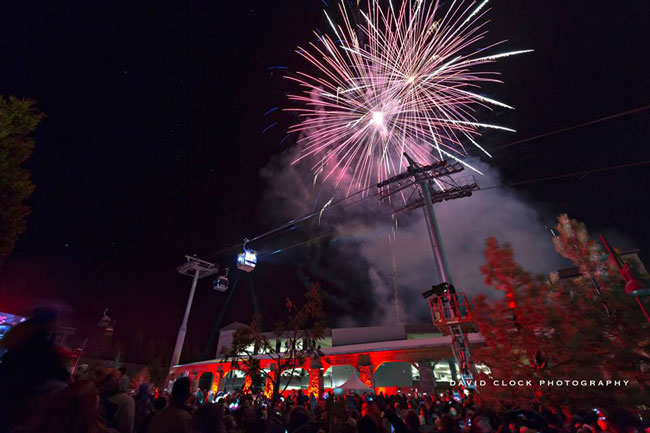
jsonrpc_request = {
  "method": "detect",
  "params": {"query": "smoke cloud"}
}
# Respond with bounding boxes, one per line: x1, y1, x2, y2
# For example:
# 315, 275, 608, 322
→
259, 149, 567, 327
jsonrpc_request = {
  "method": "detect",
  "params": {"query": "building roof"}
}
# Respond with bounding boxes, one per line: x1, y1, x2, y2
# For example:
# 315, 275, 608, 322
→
219, 321, 249, 331
404, 323, 440, 333
176, 332, 484, 368
218, 322, 442, 341
321, 333, 483, 356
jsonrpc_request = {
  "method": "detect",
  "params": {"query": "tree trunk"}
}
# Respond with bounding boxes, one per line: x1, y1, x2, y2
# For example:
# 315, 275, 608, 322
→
415, 361, 436, 395
265, 381, 281, 430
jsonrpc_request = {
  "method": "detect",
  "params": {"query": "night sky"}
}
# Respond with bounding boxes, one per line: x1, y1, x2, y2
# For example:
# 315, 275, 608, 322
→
1, 1, 649, 355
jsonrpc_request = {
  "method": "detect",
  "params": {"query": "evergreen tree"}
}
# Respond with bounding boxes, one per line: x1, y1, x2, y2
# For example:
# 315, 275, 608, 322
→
0, 96, 44, 266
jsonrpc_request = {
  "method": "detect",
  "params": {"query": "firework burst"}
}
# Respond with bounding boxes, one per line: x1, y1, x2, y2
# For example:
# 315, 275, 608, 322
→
286, 0, 531, 194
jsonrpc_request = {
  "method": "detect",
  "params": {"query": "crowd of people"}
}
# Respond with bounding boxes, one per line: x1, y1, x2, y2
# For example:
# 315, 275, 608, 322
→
0, 309, 647, 433
166, 387, 647, 433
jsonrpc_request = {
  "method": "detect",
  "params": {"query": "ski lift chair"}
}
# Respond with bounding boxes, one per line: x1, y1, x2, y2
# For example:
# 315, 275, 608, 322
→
213, 268, 230, 292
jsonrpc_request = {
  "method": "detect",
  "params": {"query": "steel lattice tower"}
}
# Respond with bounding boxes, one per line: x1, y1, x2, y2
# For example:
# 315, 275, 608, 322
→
378, 154, 479, 387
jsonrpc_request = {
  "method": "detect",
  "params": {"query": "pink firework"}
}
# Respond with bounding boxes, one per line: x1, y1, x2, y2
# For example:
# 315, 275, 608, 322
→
286, 0, 531, 194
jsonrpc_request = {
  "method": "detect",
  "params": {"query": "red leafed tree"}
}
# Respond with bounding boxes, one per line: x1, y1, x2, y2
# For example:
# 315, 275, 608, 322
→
222, 282, 326, 412
472, 215, 650, 412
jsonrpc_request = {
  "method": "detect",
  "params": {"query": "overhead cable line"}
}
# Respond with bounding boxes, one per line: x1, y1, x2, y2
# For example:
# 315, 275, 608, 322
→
203, 183, 378, 260
480, 159, 650, 191
205, 103, 650, 260
261, 160, 650, 257
470, 102, 650, 157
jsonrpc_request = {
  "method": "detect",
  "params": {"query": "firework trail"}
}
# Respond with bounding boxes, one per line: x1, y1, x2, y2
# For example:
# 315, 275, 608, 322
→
286, 0, 531, 194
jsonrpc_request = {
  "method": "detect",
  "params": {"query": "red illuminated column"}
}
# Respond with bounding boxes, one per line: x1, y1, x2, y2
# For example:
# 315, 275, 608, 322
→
263, 376, 273, 399
243, 374, 252, 393
264, 368, 277, 399
308, 368, 324, 398
308, 357, 324, 398
358, 354, 374, 389
210, 368, 224, 395
358, 366, 374, 388
242, 375, 253, 394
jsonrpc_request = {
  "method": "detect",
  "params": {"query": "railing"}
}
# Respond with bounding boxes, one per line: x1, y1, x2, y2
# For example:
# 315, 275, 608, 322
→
429, 293, 472, 328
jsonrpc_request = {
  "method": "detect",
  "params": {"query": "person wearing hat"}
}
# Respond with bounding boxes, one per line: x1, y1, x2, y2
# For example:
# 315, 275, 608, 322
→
96, 367, 136, 433
74, 364, 91, 382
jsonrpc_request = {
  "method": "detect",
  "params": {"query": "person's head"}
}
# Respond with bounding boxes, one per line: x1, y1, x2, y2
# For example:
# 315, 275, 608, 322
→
473, 416, 493, 433
224, 414, 236, 431
171, 376, 191, 406
404, 410, 420, 432
358, 415, 379, 433
118, 367, 127, 376
29, 380, 106, 433
139, 382, 151, 393
604, 409, 642, 433
72, 364, 89, 381
438, 414, 455, 433
287, 406, 311, 433
193, 403, 225, 433
68, 381, 103, 426
361, 402, 371, 417
95, 368, 122, 396
154, 397, 167, 411
31, 305, 58, 328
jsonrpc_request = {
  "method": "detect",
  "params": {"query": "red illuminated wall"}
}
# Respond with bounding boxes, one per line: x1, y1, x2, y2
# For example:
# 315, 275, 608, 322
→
358, 365, 374, 388
170, 344, 457, 394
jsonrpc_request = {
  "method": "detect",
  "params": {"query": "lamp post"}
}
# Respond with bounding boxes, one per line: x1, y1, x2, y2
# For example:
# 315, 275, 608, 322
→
171, 256, 219, 368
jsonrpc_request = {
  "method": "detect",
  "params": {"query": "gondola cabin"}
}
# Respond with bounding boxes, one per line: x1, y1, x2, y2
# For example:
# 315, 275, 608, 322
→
237, 250, 257, 272
213, 275, 229, 292
97, 309, 115, 336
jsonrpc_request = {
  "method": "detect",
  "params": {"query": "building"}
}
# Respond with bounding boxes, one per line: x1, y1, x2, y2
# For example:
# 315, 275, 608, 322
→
550, 249, 650, 283
169, 321, 484, 396
0, 311, 26, 356
0, 311, 25, 337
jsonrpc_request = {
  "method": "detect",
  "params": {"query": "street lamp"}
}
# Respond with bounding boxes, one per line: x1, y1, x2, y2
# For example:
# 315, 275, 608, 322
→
171, 256, 219, 368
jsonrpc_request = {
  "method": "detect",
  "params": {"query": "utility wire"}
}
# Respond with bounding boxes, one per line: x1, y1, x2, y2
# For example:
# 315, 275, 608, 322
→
259, 216, 385, 257
260, 159, 650, 257
204, 103, 650, 261
480, 159, 650, 191
475, 103, 650, 155
203, 183, 378, 260
245, 184, 376, 244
